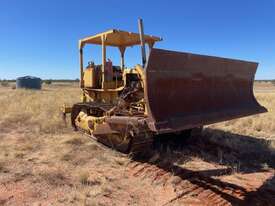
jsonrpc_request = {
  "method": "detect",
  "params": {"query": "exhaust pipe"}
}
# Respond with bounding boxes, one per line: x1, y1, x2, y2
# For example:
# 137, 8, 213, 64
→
138, 18, 146, 68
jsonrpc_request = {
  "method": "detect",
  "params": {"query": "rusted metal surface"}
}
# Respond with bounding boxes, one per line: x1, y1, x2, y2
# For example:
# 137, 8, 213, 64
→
145, 48, 267, 133
93, 116, 153, 153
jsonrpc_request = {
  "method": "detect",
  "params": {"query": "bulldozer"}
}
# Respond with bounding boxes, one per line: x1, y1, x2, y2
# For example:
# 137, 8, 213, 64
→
62, 19, 267, 153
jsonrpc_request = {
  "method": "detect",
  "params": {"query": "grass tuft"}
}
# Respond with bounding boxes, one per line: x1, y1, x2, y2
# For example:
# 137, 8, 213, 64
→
65, 137, 85, 146
79, 171, 90, 185
40, 171, 69, 186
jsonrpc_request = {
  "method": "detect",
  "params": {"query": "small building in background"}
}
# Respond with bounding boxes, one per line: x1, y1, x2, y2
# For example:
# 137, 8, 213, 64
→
16, 76, 42, 90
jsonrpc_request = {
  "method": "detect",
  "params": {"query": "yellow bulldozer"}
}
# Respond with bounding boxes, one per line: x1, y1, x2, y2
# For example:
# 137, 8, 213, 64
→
62, 19, 267, 153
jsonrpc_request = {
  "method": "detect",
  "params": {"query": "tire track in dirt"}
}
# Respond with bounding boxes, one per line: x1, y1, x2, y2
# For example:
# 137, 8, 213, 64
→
126, 160, 274, 206
95, 129, 275, 205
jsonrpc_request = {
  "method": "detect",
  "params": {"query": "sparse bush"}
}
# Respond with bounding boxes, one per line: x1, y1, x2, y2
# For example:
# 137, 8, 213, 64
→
40, 171, 68, 186
44, 79, 52, 85
65, 137, 84, 145
0, 162, 4, 172
61, 153, 73, 161
0, 80, 9, 87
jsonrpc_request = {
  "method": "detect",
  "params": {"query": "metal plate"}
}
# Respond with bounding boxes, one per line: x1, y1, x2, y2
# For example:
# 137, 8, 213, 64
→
145, 48, 267, 133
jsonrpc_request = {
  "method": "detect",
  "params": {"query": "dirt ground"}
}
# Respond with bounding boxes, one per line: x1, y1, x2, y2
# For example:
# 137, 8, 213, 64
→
0, 82, 274, 206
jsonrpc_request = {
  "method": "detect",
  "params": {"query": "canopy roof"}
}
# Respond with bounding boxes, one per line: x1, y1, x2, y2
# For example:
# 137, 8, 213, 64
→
79, 29, 162, 48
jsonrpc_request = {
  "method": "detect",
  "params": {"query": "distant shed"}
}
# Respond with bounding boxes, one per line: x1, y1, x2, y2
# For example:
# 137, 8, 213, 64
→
16, 76, 42, 90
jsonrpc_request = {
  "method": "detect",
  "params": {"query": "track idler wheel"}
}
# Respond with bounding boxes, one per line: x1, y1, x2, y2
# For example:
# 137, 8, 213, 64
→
95, 133, 132, 154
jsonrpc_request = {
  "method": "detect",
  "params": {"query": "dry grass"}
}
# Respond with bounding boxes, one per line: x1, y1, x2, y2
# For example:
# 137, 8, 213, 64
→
0, 83, 129, 205
1, 82, 274, 138
0, 82, 274, 138
0, 83, 79, 134
78, 170, 90, 185
0, 82, 274, 205
209, 93, 275, 139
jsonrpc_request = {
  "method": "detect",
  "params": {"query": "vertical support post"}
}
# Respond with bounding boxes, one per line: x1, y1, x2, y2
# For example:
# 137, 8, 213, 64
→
101, 35, 106, 89
138, 18, 146, 68
79, 46, 84, 88
148, 42, 154, 53
119, 46, 126, 69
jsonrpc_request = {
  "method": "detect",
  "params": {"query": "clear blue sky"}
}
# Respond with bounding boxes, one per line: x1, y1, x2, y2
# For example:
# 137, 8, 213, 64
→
0, 0, 274, 80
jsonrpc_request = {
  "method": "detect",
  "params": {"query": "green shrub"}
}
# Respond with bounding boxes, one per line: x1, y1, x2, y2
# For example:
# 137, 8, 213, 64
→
44, 80, 52, 85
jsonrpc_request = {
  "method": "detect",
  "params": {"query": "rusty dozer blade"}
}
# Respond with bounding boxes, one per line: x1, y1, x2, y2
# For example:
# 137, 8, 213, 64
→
145, 48, 267, 133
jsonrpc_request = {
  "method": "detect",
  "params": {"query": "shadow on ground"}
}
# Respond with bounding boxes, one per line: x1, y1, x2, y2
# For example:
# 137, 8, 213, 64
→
132, 128, 275, 205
